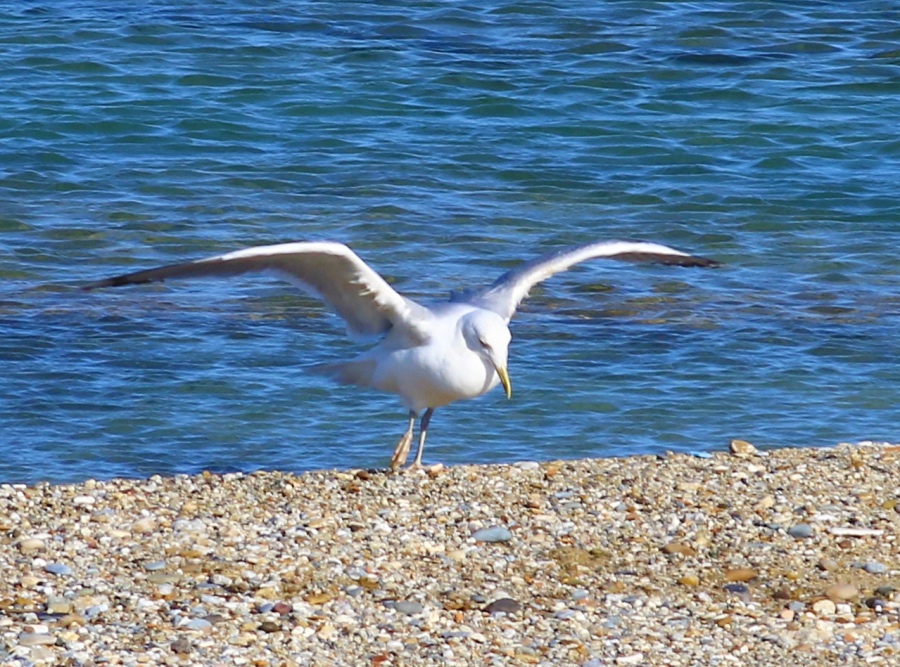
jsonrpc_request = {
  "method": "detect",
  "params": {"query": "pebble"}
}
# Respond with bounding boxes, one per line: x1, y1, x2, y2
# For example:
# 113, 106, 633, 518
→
813, 599, 837, 616
131, 517, 157, 533
788, 523, 814, 539
17, 632, 57, 647
171, 637, 193, 655
723, 583, 750, 598
484, 598, 522, 614
388, 600, 425, 615
830, 526, 884, 537
471, 526, 513, 543
817, 558, 838, 571
724, 568, 758, 582
729, 439, 758, 457
182, 618, 212, 632
29, 647, 55, 662
43, 562, 73, 576
662, 542, 695, 556
825, 583, 859, 601
679, 574, 700, 587
46, 596, 73, 614
862, 561, 888, 574
755, 494, 775, 510
17, 538, 45, 553
272, 601, 292, 615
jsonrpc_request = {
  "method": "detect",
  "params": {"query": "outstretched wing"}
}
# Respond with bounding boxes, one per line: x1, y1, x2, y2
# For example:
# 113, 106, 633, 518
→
462, 240, 720, 322
83, 241, 433, 342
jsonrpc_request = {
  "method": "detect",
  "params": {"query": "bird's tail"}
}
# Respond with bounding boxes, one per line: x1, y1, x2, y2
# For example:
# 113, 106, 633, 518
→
307, 357, 377, 389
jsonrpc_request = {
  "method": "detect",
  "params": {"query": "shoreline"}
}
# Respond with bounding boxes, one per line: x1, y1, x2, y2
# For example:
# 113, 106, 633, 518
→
2, 443, 899, 665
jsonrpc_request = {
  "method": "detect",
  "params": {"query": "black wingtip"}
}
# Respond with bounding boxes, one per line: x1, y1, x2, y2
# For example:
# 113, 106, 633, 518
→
687, 256, 722, 269
615, 252, 722, 268
81, 275, 158, 291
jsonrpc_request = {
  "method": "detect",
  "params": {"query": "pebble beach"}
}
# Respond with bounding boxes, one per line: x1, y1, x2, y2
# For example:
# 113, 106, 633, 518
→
2, 442, 899, 667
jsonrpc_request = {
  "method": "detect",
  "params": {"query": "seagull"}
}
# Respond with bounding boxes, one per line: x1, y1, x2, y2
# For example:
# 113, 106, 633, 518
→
83, 240, 719, 471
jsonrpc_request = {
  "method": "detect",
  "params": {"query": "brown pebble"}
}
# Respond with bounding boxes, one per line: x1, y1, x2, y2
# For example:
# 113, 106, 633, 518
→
679, 574, 700, 587
131, 517, 156, 533
55, 614, 86, 628
729, 439, 758, 457
724, 568, 758, 582
825, 583, 859, 602
16, 538, 45, 554
258, 621, 280, 633
772, 588, 794, 601
755, 495, 775, 510
662, 542, 696, 557
272, 602, 292, 615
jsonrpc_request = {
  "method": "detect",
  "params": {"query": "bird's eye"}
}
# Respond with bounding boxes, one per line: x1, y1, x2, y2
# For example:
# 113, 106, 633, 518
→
478, 338, 491, 350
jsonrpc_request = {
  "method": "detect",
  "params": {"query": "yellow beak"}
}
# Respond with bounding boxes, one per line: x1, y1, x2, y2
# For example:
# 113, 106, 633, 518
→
496, 365, 512, 399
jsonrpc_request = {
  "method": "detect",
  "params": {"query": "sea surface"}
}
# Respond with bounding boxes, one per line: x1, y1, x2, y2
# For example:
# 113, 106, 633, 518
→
3, 1, 900, 485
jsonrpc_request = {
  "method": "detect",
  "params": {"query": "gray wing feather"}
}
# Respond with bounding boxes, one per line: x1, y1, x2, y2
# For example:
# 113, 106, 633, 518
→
83, 241, 433, 342
464, 240, 719, 321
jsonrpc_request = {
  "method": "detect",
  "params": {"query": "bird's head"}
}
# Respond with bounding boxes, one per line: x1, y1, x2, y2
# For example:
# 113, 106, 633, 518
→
461, 309, 512, 398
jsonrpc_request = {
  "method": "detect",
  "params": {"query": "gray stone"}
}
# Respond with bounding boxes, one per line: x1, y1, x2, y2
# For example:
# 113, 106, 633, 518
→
863, 561, 888, 574
183, 618, 212, 631
484, 597, 521, 614
171, 637, 192, 655
471, 526, 513, 543
392, 600, 424, 615
84, 605, 108, 617
43, 563, 73, 576
787, 523, 814, 539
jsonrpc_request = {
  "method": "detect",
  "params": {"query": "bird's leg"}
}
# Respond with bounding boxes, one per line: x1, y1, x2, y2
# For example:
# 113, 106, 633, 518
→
389, 411, 416, 472
409, 408, 434, 470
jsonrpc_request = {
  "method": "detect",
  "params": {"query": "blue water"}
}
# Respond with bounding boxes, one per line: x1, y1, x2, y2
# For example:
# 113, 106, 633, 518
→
3, 1, 900, 485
